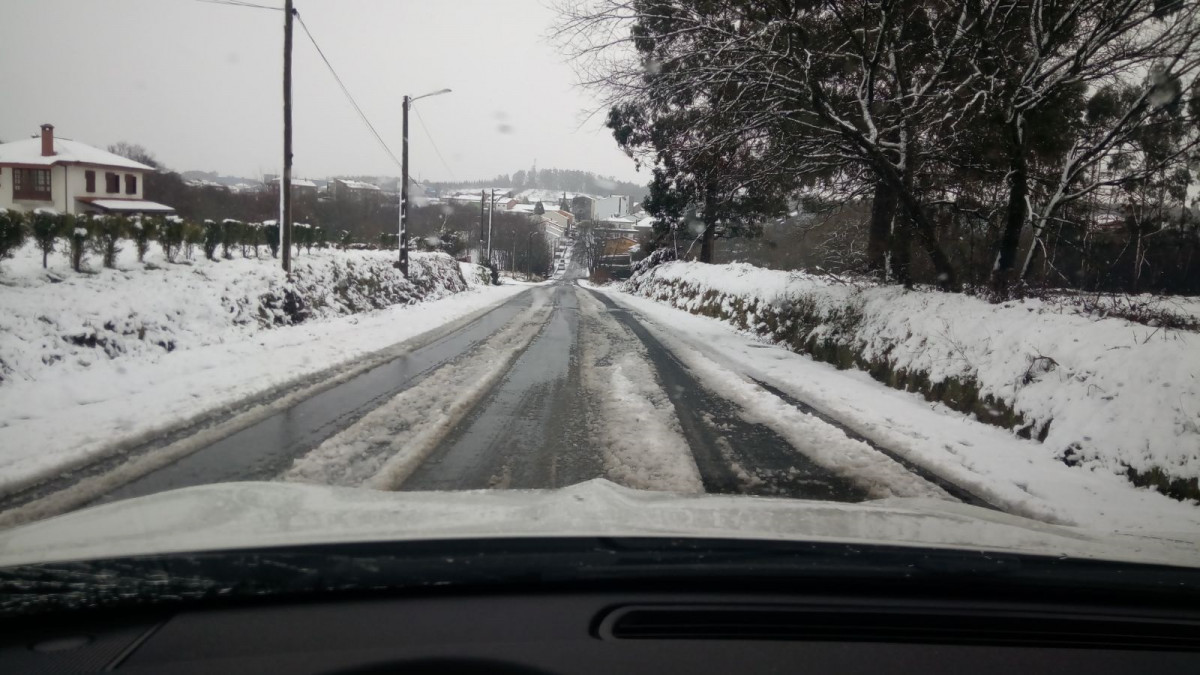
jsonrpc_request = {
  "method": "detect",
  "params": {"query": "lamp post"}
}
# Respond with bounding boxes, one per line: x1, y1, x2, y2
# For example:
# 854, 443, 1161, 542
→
397, 88, 451, 276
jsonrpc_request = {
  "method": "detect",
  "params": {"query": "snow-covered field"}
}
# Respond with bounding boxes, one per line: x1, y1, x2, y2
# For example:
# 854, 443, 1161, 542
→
621, 262, 1200, 495
0, 241, 521, 497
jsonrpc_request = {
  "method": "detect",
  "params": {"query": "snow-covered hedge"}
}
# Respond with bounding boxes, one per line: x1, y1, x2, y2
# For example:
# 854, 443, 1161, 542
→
624, 261, 1200, 500
0, 243, 468, 387
458, 261, 493, 288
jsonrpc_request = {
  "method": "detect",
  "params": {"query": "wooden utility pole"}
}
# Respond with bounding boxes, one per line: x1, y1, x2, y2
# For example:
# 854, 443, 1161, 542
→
479, 190, 486, 262
488, 188, 495, 262
398, 95, 410, 276
280, 0, 294, 273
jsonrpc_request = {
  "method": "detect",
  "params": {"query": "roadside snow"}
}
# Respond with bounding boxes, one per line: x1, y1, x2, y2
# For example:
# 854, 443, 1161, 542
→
623, 262, 1200, 490
592, 283, 1200, 534
577, 289, 704, 493
0, 242, 468, 387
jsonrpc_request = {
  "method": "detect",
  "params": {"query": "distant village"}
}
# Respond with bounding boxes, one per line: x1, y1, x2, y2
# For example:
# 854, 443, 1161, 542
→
195, 173, 657, 267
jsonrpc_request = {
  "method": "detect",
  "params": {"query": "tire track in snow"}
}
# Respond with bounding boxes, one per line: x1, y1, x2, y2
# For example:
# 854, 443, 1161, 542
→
577, 288, 706, 493
585, 286, 943, 502
279, 292, 555, 490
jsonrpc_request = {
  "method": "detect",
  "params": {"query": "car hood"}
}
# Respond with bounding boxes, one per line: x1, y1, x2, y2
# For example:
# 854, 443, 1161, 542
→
0, 479, 1197, 568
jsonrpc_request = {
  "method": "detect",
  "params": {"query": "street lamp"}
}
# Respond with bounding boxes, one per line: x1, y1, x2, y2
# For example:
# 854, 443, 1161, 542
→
397, 88, 452, 276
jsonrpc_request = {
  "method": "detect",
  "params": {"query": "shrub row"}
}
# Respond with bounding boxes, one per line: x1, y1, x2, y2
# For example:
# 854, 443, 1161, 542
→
0, 209, 333, 272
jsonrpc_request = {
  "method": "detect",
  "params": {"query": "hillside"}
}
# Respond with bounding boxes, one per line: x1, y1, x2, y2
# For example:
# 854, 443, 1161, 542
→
427, 167, 648, 202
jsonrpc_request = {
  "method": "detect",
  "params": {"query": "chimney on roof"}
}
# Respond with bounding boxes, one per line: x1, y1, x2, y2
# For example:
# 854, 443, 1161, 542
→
40, 124, 55, 157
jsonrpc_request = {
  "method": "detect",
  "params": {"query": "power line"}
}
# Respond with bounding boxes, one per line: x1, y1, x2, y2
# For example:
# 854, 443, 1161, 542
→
412, 106, 457, 183
194, 0, 282, 11
294, 10, 404, 171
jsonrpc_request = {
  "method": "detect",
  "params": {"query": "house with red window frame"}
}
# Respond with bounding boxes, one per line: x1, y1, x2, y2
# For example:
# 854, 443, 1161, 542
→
0, 124, 174, 216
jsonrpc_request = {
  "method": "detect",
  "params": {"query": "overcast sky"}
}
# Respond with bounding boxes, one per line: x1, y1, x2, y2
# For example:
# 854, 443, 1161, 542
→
0, 0, 643, 185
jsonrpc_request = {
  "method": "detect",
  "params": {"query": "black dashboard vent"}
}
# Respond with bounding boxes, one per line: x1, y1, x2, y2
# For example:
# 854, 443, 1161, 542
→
598, 605, 1200, 650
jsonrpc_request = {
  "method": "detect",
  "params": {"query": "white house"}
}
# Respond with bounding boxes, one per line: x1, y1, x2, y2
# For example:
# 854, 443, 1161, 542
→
594, 194, 630, 220
0, 124, 174, 215
540, 208, 574, 232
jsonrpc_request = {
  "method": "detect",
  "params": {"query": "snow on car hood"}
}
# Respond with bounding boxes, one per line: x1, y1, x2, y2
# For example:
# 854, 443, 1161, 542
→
0, 479, 1196, 568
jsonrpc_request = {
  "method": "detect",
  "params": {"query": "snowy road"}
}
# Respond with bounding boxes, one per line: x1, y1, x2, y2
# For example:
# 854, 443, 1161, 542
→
1, 273, 966, 526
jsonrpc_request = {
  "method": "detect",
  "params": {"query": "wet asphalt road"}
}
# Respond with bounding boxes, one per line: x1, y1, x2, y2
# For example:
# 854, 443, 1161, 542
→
10, 264, 895, 519
400, 285, 603, 491
90, 280, 865, 505
89, 293, 540, 506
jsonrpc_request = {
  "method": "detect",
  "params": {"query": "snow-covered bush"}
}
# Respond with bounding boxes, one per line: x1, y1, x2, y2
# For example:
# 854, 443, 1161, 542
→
67, 215, 89, 273
239, 221, 260, 258
262, 222, 281, 258
158, 217, 184, 263
89, 215, 125, 269
130, 216, 157, 263
0, 209, 26, 271
459, 262, 492, 288
221, 219, 240, 259
294, 223, 311, 256
29, 210, 61, 269
182, 222, 204, 261
202, 220, 222, 261
629, 245, 676, 277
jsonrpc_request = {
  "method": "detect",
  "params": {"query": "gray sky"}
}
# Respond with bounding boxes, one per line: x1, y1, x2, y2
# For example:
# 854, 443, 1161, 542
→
0, 0, 644, 185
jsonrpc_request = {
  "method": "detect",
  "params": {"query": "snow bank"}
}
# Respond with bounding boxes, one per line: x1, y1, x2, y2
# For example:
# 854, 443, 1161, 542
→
0, 243, 467, 387
623, 261, 1200, 497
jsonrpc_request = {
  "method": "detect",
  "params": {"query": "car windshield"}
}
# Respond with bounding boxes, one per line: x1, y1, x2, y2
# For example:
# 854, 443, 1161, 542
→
0, 0, 1198, 587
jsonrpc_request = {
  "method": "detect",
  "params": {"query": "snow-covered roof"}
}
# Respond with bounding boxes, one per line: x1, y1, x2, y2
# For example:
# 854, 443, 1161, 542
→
82, 199, 175, 213
515, 188, 597, 203
274, 177, 318, 188
601, 215, 639, 225
0, 137, 154, 170
336, 179, 381, 191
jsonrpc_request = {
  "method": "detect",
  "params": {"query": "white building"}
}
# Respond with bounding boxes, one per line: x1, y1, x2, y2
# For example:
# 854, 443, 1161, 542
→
0, 124, 173, 215
594, 194, 630, 220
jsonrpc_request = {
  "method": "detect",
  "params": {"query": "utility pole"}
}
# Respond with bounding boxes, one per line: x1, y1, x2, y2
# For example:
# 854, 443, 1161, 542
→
397, 94, 410, 275
487, 188, 495, 263
394, 88, 449, 273
280, 0, 294, 274
478, 190, 486, 263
